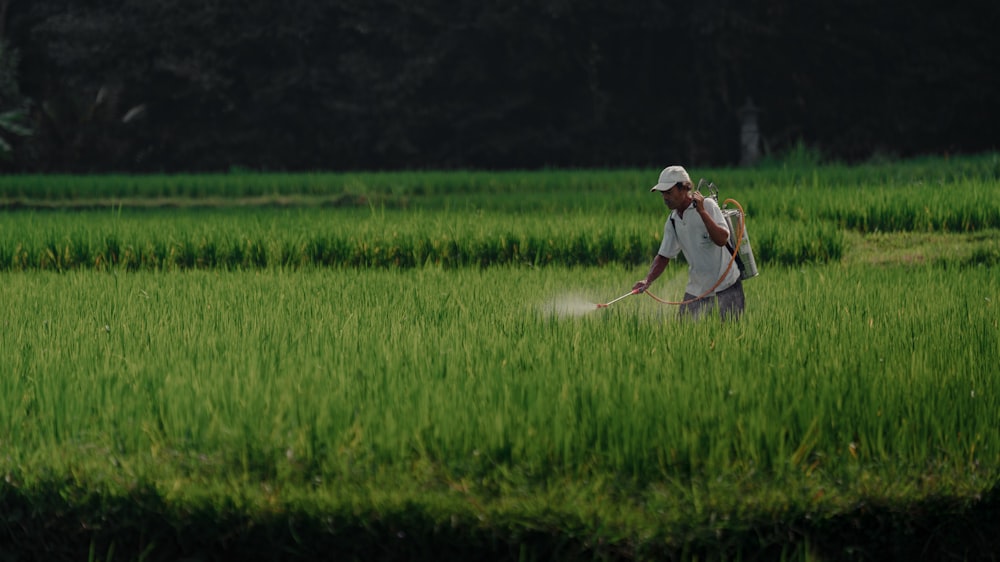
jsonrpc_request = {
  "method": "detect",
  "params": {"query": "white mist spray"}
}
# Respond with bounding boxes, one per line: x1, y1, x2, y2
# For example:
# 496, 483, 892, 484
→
539, 293, 603, 318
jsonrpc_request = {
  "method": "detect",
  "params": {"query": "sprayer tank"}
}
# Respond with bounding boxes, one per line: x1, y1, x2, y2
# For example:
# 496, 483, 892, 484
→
721, 208, 759, 280
697, 179, 759, 280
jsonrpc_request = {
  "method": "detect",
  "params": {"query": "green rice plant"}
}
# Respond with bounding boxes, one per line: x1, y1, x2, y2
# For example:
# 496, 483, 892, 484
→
1, 261, 997, 560
1, 265, 996, 499
0, 169, 647, 202
0, 207, 853, 271
0, 160, 998, 559
2, 155, 998, 229
752, 218, 846, 265
4, 167, 998, 274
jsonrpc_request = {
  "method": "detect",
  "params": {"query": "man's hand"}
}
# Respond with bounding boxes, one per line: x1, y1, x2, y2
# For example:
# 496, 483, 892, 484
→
632, 279, 649, 293
691, 191, 705, 211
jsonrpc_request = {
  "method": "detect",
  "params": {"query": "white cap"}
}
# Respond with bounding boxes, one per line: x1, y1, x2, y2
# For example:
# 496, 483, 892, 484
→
650, 166, 691, 192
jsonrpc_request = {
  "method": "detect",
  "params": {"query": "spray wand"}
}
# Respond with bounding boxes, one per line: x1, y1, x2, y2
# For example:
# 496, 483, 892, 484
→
595, 289, 638, 309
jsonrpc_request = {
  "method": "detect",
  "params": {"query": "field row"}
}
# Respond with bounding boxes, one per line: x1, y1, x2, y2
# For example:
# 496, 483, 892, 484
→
3, 157, 1000, 235
2, 154, 997, 200
0, 209, 856, 270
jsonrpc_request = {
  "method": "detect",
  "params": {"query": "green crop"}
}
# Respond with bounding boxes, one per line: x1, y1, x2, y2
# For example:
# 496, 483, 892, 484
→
0, 207, 854, 271
1, 157, 999, 559
2, 265, 996, 496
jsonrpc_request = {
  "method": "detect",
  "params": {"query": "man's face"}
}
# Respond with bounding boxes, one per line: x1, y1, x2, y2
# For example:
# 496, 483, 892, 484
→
660, 184, 686, 210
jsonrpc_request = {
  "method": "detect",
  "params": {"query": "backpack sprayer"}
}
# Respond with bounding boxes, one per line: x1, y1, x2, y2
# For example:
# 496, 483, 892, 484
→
703, 179, 759, 281
597, 179, 758, 309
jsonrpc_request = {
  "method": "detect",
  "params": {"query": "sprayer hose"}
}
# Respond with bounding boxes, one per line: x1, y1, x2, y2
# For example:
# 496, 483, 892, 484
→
643, 198, 745, 306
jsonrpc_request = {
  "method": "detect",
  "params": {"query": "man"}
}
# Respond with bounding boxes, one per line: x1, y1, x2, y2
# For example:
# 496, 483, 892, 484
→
631, 165, 745, 321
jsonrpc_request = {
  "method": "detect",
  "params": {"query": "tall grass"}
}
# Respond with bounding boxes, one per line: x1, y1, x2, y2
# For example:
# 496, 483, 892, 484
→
2, 265, 996, 501
1, 158, 999, 558
0, 208, 852, 270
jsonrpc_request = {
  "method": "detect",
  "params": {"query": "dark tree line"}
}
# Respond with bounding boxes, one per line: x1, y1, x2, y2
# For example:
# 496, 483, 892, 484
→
0, 0, 997, 173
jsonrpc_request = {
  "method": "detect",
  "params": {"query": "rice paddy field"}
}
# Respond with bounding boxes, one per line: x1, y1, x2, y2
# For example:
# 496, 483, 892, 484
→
1, 154, 999, 561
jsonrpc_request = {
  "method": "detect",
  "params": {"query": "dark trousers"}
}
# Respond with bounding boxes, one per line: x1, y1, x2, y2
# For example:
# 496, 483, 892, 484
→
679, 279, 745, 321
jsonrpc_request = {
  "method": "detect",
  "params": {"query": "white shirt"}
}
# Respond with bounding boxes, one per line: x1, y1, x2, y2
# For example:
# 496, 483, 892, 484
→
657, 197, 740, 297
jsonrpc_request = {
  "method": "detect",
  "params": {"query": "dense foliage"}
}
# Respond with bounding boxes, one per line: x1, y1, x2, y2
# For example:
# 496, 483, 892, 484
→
1, 1, 998, 172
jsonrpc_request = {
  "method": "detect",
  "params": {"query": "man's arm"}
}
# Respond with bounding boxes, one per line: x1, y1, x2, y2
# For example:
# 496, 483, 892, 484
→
692, 193, 730, 246
633, 254, 670, 293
